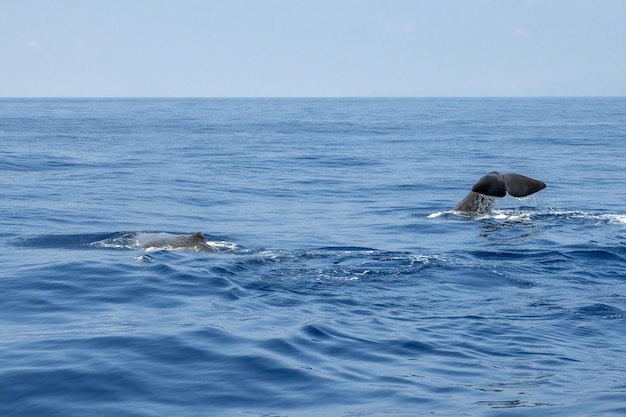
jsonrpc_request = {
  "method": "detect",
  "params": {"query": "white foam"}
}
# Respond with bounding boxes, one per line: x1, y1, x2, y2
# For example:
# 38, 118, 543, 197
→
206, 240, 240, 251
541, 210, 626, 225
427, 211, 446, 218
597, 214, 626, 225
428, 207, 626, 225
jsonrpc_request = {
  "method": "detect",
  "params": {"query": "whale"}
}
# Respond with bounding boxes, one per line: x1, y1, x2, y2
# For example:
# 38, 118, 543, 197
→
135, 231, 217, 252
454, 172, 546, 215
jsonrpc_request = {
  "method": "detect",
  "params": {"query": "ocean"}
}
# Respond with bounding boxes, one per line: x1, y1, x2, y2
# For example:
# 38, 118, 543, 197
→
1, 98, 625, 416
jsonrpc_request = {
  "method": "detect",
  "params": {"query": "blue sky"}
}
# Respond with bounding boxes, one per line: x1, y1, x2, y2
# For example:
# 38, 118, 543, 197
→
2, 0, 625, 97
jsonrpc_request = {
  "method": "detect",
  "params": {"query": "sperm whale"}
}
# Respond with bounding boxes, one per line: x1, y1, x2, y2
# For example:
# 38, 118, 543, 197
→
135, 231, 217, 252
454, 172, 546, 215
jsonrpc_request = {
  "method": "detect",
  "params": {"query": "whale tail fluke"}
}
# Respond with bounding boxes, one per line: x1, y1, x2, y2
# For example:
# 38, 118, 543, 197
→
471, 172, 507, 197
502, 173, 546, 197
471, 172, 546, 198
455, 171, 546, 215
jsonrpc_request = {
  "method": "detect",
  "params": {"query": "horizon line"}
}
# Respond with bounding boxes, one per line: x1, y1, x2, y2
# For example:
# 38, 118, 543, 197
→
1, 95, 625, 100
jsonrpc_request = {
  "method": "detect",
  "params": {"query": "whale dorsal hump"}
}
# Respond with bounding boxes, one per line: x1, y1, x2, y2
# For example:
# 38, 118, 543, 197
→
191, 231, 204, 242
503, 174, 547, 197
471, 171, 507, 197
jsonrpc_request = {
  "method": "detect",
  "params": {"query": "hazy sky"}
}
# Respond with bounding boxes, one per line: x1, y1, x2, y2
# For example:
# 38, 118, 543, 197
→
2, 0, 625, 97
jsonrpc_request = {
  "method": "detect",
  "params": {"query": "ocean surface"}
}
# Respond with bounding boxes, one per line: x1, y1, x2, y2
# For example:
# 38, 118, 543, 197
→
1, 98, 625, 417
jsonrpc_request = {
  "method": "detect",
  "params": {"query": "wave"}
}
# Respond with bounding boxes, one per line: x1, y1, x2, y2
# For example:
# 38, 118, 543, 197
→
10, 208, 624, 286
221, 247, 448, 283
11, 233, 445, 281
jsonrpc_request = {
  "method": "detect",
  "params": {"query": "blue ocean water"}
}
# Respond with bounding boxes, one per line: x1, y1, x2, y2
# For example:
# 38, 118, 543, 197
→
1, 98, 625, 416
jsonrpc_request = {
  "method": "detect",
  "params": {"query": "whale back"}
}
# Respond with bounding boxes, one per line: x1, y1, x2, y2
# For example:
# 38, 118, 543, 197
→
185, 231, 205, 245
137, 231, 215, 252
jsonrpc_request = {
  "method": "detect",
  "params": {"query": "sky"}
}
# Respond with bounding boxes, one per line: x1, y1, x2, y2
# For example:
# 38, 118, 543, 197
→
1, 0, 625, 97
